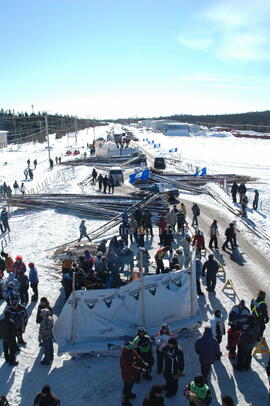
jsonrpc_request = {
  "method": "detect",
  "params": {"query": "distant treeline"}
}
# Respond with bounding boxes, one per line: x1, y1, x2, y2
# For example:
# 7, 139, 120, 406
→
113, 110, 270, 132
0, 109, 107, 144
162, 111, 270, 132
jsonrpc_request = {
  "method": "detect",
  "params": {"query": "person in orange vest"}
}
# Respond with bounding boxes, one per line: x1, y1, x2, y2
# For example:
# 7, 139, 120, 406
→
1, 252, 14, 273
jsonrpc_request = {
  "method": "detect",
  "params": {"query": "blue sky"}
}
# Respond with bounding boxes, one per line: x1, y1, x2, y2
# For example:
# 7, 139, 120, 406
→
1, 0, 270, 118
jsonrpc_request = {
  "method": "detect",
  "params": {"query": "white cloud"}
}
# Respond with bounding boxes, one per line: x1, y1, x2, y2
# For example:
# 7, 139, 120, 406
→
177, 37, 212, 51
176, 73, 229, 82
178, 0, 270, 61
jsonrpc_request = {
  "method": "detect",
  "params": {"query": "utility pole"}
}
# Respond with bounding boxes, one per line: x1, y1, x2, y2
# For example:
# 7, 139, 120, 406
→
45, 114, 51, 161
75, 117, 78, 145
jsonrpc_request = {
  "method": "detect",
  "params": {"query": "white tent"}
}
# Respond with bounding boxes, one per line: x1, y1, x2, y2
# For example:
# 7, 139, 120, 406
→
54, 256, 200, 353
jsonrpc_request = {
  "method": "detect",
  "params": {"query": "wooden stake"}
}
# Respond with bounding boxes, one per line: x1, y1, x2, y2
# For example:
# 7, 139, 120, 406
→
253, 338, 270, 356
222, 279, 240, 301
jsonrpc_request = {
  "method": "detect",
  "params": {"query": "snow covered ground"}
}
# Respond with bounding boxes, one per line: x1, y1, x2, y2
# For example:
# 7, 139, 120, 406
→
0, 124, 270, 405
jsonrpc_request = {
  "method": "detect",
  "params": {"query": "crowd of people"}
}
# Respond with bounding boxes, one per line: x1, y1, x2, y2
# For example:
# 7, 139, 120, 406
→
0, 173, 268, 405
231, 181, 260, 216
91, 168, 115, 194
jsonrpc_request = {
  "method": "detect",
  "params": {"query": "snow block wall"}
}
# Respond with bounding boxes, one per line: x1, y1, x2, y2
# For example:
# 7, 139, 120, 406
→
54, 258, 200, 353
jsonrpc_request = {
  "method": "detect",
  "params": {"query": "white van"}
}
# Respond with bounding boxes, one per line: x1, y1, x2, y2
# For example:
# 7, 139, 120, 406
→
108, 167, 124, 185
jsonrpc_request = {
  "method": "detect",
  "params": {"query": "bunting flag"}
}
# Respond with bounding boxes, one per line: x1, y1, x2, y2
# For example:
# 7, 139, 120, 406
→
132, 292, 140, 300
173, 280, 182, 287
154, 144, 161, 148
86, 303, 96, 310
148, 287, 157, 296
166, 283, 170, 290
104, 299, 113, 308
151, 140, 155, 144
169, 147, 178, 152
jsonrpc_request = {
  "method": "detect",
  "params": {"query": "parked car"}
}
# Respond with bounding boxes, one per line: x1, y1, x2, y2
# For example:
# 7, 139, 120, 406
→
154, 157, 166, 170
108, 167, 124, 185
139, 183, 179, 199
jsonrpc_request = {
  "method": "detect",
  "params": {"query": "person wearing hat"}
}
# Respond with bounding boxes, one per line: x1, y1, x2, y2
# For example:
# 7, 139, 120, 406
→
3, 281, 18, 306
28, 262, 39, 301
132, 327, 153, 380
0, 312, 18, 366
78, 220, 91, 243
12, 255, 26, 276
162, 337, 184, 398
184, 374, 212, 405
39, 308, 54, 365
143, 385, 165, 406
155, 323, 175, 374
120, 341, 146, 406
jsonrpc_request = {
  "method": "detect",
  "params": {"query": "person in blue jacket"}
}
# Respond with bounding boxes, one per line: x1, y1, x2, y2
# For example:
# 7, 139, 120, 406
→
28, 263, 39, 301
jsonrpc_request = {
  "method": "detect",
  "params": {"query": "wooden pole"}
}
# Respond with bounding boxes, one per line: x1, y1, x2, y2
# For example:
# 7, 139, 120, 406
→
71, 271, 76, 344
139, 248, 145, 327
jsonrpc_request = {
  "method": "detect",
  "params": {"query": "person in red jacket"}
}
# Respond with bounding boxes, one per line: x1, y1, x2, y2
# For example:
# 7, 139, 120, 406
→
120, 342, 147, 406
157, 216, 167, 245
226, 323, 241, 359
192, 231, 205, 258
12, 256, 26, 277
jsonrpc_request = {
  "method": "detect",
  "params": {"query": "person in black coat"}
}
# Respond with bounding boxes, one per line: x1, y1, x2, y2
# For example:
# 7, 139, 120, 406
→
1, 313, 18, 365
92, 168, 97, 184
103, 175, 108, 193
234, 315, 260, 371
97, 239, 107, 254
238, 183, 246, 203
231, 181, 238, 203
143, 385, 165, 406
202, 255, 219, 293
162, 337, 184, 398
33, 385, 60, 406
222, 223, 234, 251
251, 290, 269, 340
36, 297, 53, 324
5, 300, 28, 345
17, 271, 29, 305
108, 175, 114, 194
253, 190, 259, 211
97, 174, 103, 191
176, 211, 186, 235
195, 327, 220, 383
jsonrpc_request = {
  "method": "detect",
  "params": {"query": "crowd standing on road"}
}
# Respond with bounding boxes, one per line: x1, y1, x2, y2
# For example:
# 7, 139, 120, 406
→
0, 161, 268, 405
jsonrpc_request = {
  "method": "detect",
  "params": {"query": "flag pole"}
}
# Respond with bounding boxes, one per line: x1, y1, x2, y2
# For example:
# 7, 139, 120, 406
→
139, 248, 145, 327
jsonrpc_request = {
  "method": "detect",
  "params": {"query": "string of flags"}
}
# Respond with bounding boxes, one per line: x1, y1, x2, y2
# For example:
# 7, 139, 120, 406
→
70, 277, 183, 309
